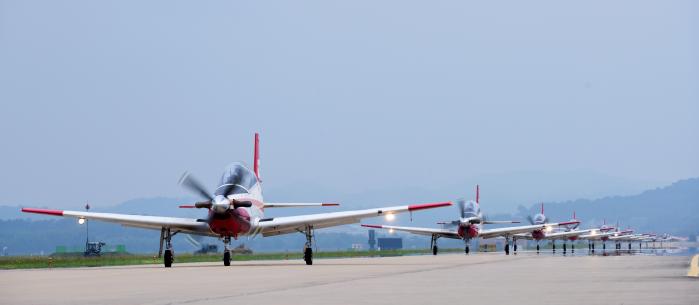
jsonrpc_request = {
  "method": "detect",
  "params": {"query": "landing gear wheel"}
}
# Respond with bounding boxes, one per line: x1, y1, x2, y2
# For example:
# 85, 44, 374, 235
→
223, 251, 231, 266
465, 245, 470, 254
304, 247, 313, 265
536, 244, 540, 253
433, 245, 438, 255
504, 243, 510, 255
164, 249, 173, 268
513, 244, 518, 252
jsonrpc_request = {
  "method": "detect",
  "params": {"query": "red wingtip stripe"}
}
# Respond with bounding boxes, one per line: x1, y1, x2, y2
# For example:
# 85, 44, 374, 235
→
21, 208, 64, 216
408, 201, 452, 211
179, 205, 196, 208
322, 203, 340, 206
361, 224, 383, 229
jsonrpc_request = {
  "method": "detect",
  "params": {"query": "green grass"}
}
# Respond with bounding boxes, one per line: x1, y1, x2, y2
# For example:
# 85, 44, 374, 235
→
0, 248, 463, 269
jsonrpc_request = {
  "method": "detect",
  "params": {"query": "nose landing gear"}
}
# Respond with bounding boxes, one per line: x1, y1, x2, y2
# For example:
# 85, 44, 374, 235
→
223, 236, 231, 266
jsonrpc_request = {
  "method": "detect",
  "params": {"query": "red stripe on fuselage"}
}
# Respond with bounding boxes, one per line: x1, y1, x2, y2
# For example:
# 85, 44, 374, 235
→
21, 208, 64, 216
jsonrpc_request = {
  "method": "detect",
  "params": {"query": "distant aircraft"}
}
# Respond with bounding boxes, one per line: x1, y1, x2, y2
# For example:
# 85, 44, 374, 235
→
577, 219, 616, 251
21, 133, 451, 267
361, 186, 579, 255
513, 210, 589, 253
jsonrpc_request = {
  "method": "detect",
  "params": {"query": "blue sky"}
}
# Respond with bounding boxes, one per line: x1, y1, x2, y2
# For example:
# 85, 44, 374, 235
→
0, 0, 697, 212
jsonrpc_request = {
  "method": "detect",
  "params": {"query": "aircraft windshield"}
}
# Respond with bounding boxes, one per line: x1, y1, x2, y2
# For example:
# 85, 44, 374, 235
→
215, 162, 258, 196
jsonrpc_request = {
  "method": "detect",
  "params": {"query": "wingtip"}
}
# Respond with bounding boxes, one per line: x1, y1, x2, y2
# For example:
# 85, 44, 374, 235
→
361, 224, 383, 229
407, 201, 452, 211
322, 203, 340, 206
21, 208, 64, 216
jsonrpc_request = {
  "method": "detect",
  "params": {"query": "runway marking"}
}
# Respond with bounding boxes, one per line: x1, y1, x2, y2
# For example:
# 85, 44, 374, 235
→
688, 254, 699, 277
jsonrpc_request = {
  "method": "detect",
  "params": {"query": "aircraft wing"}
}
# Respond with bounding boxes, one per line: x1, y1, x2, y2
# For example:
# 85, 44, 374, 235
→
479, 224, 548, 239
539, 229, 592, 240
256, 202, 451, 237
360, 224, 461, 239
21, 208, 213, 236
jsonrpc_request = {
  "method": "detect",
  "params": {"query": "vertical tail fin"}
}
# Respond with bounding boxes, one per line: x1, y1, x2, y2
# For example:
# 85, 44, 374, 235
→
541, 202, 544, 214
573, 211, 576, 219
476, 185, 480, 204
254, 133, 261, 181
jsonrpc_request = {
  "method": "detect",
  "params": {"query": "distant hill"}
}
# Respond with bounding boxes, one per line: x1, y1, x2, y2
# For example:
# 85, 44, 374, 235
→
0, 178, 696, 255
517, 178, 699, 235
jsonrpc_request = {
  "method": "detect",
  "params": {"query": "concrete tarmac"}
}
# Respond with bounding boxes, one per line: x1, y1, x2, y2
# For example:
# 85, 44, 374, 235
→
1, 253, 697, 305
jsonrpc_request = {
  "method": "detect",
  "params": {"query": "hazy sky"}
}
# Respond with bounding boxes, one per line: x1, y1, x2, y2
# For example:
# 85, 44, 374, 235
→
1, 0, 697, 210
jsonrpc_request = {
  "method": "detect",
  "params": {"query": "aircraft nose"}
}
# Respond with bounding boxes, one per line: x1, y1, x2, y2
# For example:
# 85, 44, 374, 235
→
213, 196, 230, 213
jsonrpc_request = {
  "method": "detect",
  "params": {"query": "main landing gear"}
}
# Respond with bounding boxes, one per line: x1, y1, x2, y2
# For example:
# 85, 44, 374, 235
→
158, 227, 177, 268
430, 234, 439, 255
563, 242, 567, 253
536, 243, 540, 253
513, 237, 518, 254
504, 236, 511, 255
552, 241, 556, 253
223, 236, 232, 266
303, 225, 314, 265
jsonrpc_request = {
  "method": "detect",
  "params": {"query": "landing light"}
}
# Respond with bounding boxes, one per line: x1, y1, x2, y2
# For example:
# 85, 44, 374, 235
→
385, 213, 396, 221
389, 228, 395, 234
545, 225, 553, 233
78, 218, 86, 225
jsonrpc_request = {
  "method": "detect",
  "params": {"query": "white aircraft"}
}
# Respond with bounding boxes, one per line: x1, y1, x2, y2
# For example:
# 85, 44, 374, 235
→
578, 219, 616, 251
21, 133, 452, 267
361, 186, 579, 255
513, 209, 589, 253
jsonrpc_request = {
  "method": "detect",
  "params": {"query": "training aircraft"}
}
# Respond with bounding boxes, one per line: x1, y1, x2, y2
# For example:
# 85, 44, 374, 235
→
361, 186, 579, 255
577, 220, 616, 251
512, 209, 589, 253
21, 133, 452, 267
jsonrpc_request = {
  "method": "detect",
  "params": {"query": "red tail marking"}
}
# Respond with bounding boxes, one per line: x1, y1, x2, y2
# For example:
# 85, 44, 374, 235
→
254, 133, 261, 180
476, 185, 480, 204
573, 211, 576, 219
21, 208, 64, 216
541, 202, 544, 214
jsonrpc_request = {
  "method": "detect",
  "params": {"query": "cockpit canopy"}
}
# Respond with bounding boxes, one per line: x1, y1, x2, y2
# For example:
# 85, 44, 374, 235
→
215, 162, 258, 196
460, 200, 479, 218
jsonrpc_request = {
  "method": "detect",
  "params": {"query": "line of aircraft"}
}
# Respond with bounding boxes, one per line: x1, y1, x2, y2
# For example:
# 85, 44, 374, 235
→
363, 189, 682, 255
20, 133, 681, 267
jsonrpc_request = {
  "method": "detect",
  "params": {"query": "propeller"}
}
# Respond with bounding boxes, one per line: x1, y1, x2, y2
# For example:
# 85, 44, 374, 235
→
457, 198, 465, 218
179, 172, 213, 202
179, 171, 253, 212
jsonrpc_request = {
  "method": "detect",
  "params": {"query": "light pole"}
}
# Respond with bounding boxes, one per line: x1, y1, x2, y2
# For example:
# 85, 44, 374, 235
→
84, 203, 90, 248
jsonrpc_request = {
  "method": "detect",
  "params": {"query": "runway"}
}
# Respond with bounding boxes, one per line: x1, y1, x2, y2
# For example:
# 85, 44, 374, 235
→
2, 253, 697, 305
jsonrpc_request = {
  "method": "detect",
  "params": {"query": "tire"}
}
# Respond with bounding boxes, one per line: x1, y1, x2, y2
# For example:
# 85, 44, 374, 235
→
164, 249, 173, 268
432, 245, 438, 255
223, 251, 231, 266
465, 246, 469, 254
504, 244, 509, 255
304, 247, 313, 265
